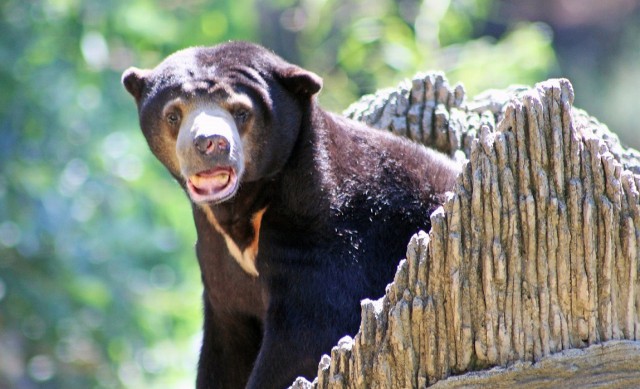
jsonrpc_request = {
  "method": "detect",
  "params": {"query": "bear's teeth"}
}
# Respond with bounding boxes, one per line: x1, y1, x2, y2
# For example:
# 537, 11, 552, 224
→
191, 175, 203, 187
211, 173, 229, 187
191, 171, 231, 191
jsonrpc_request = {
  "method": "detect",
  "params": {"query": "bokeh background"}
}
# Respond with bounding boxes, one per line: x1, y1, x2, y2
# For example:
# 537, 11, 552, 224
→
1, 0, 638, 387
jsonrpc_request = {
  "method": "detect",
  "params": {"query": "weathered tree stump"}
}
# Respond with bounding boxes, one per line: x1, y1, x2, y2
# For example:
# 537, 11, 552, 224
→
290, 73, 640, 388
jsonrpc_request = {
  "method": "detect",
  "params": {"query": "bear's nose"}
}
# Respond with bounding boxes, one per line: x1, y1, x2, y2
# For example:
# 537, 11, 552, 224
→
194, 134, 230, 156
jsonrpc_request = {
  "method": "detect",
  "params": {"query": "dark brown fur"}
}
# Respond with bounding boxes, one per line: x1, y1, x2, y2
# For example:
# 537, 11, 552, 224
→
122, 41, 460, 389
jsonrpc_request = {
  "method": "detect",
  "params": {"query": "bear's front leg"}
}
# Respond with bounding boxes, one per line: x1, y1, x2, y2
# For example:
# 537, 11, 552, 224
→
245, 274, 362, 389
196, 297, 263, 389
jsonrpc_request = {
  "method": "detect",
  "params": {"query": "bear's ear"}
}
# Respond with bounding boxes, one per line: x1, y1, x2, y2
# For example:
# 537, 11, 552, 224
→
121, 67, 150, 101
275, 65, 323, 98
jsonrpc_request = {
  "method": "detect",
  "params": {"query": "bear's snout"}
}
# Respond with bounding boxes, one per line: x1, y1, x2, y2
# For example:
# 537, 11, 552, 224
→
194, 134, 230, 156
174, 103, 245, 204
176, 104, 244, 174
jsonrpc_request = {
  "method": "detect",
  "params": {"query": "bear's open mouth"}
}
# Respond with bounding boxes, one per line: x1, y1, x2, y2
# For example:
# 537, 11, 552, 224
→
187, 167, 239, 203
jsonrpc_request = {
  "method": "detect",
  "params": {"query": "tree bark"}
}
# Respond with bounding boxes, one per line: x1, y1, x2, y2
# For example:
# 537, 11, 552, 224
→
290, 73, 640, 388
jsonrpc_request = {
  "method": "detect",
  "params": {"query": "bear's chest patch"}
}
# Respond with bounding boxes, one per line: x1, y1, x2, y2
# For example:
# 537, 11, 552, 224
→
201, 205, 266, 277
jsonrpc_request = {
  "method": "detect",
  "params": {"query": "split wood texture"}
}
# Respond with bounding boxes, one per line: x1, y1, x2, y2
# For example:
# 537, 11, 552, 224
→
290, 73, 640, 388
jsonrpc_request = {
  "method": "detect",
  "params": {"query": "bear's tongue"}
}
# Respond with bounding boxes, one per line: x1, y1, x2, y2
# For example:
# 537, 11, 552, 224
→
190, 169, 232, 194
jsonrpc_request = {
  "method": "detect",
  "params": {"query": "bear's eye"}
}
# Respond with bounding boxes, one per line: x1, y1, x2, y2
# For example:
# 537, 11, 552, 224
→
233, 108, 250, 124
166, 112, 181, 126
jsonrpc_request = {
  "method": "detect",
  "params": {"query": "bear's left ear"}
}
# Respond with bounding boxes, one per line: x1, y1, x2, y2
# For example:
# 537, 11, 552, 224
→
276, 65, 323, 98
121, 67, 150, 102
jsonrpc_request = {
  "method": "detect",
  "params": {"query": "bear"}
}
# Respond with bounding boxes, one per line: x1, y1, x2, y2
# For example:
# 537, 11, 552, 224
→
122, 41, 461, 389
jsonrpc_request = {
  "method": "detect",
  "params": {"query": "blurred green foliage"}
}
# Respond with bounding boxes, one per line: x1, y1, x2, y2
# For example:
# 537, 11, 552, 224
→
0, 0, 556, 387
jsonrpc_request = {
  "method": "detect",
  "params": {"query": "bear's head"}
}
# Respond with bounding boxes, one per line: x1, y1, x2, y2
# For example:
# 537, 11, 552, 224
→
122, 42, 322, 204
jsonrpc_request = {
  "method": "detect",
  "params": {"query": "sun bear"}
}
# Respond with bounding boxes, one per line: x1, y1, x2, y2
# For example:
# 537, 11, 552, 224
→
122, 41, 460, 389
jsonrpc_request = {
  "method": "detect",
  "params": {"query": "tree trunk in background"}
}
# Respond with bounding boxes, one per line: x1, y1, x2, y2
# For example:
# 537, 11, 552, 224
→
290, 74, 640, 388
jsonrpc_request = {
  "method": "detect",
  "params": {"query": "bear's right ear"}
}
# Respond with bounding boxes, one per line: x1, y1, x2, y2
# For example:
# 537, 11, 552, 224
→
122, 67, 150, 102
275, 65, 323, 98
